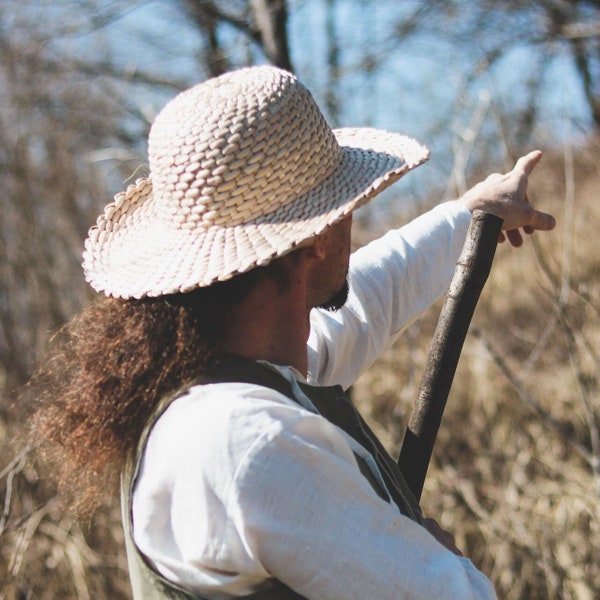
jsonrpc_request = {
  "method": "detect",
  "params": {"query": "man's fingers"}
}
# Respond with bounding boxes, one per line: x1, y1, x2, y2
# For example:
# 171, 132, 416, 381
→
528, 209, 556, 231
506, 229, 524, 247
458, 149, 556, 237
513, 149, 543, 177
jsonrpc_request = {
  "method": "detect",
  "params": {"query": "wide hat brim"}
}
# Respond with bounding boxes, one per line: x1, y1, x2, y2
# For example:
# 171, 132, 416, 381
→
83, 127, 429, 299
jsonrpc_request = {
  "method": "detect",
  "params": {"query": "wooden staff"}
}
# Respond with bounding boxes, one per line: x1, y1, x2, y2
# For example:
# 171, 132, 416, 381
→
398, 210, 504, 501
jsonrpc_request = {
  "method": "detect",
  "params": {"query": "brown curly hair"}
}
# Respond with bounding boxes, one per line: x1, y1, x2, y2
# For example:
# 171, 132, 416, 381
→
28, 269, 264, 517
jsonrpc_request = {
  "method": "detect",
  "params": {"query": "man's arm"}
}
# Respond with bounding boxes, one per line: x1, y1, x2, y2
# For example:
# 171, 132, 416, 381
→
308, 201, 473, 388
308, 151, 555, 388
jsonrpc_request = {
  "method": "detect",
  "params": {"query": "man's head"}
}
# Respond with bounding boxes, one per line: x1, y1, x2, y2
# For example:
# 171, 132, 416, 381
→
83, 66, 429, 300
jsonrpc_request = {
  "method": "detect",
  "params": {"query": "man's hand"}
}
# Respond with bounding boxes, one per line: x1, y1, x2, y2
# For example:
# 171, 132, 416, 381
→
459, 150, 556, 247
423, 517, 463, 556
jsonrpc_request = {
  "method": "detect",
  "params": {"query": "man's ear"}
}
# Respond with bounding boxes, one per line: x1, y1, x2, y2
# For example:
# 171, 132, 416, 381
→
302, 234, 326, 262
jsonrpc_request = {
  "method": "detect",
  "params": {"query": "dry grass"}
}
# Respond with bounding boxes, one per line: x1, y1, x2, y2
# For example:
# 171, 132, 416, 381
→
355, 138, 600, 599
1, 140, 599, 598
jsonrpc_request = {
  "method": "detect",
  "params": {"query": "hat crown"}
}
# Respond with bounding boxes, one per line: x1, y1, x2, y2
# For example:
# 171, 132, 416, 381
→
149, 66, 343, 229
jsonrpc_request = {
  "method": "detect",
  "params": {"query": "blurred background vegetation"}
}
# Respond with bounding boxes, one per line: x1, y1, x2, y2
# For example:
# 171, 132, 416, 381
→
0, 1, 598, 598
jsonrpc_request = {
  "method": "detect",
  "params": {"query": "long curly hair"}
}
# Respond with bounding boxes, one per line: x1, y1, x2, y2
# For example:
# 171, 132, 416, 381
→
27, 270, 262, 517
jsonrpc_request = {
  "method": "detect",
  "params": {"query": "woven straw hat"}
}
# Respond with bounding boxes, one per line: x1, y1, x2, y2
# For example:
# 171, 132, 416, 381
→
83, 66, 429, 299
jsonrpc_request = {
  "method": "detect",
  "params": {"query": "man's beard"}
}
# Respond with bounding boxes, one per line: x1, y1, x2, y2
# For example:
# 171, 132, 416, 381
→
318, 277, 349, 312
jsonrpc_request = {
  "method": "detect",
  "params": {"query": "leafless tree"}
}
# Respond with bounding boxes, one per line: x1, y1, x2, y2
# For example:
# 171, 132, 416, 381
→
390, 0, 600, 138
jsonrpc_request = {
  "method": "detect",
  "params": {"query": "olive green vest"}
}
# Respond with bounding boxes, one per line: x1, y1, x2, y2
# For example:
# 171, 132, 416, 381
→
121, 355, 422, 599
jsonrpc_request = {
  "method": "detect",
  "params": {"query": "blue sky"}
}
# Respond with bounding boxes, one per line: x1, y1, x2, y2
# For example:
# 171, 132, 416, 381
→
33, 0, 593, 210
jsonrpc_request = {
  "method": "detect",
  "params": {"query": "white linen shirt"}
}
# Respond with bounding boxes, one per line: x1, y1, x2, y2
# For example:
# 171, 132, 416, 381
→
132, 201, 497, 599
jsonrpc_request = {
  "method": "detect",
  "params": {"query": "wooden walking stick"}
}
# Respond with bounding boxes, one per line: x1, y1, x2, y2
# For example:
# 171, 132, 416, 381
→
398, 210, 504, 501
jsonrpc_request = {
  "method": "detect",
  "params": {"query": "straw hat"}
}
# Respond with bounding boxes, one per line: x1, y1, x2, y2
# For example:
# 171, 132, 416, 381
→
83, 66, 429, 299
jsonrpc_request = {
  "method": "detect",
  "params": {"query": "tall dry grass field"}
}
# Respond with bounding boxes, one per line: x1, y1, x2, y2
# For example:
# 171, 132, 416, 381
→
355, 140, 600, 599
1, 141, 598, 599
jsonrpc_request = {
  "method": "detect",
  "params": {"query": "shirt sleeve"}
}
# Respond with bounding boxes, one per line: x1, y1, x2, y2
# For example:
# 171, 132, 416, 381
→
307, 200, 472, 388
226, 408, 497, 600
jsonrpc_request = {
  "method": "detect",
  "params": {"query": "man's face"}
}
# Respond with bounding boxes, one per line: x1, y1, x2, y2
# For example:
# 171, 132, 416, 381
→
312, 215, 353, 311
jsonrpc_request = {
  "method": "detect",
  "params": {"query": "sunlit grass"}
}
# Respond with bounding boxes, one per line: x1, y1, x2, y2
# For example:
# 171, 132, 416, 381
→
355, 138, 600, 599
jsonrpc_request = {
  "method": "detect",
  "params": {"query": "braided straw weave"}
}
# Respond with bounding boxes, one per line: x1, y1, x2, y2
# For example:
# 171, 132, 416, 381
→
83, 66, 429, 298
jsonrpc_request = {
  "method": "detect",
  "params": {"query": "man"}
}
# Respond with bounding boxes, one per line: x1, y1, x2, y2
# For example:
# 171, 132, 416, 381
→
33, 66, 555, 599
